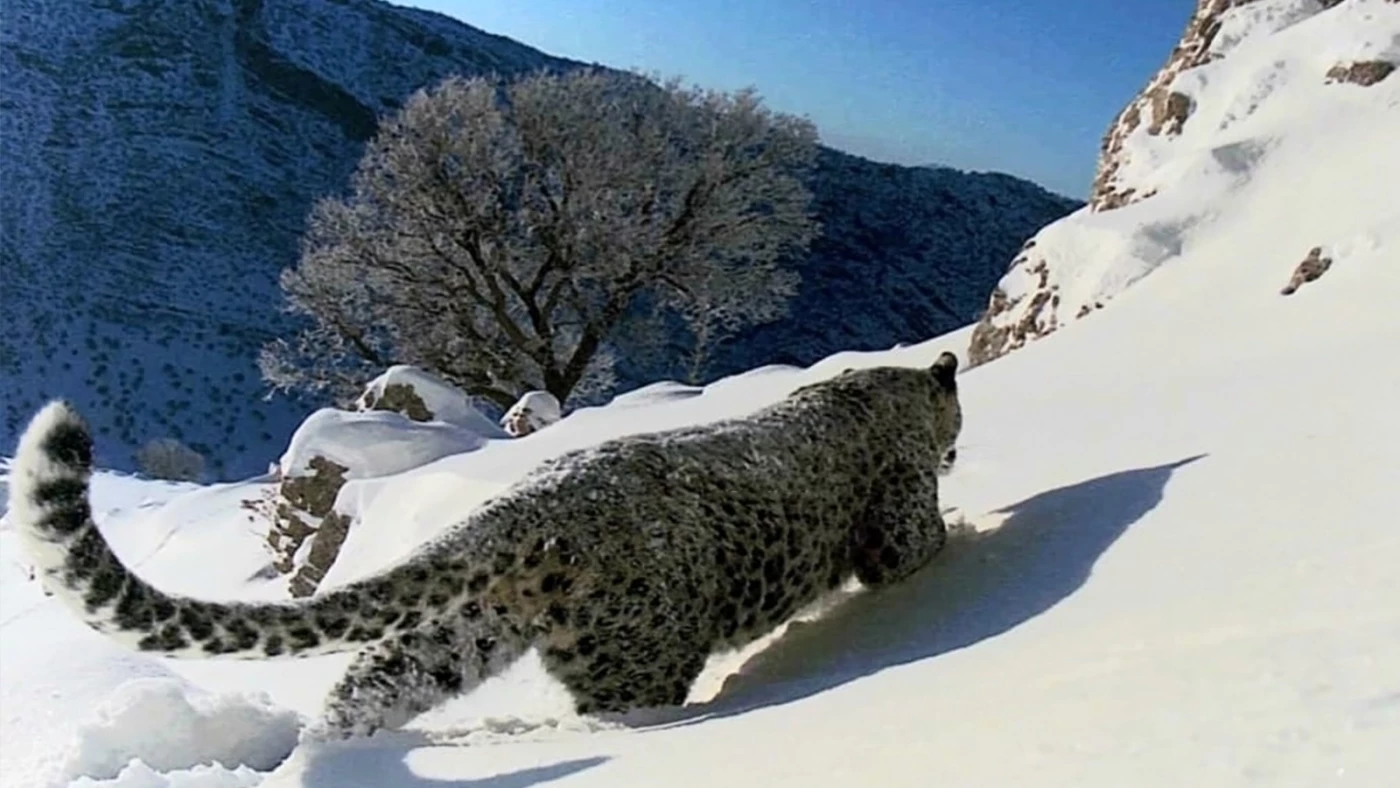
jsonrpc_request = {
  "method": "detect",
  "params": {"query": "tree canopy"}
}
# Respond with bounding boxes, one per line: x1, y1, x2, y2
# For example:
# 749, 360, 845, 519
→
261, 69, 820, 409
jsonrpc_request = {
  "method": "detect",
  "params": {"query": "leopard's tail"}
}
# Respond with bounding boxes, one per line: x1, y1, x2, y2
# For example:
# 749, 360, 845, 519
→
6, 401, 413, 660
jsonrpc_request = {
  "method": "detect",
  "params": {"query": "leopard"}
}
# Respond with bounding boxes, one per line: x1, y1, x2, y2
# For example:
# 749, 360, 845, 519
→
7, 352, 962, 740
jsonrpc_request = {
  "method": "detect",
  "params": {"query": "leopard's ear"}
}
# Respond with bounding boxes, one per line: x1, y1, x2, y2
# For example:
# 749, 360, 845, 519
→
930, 352, 958, 389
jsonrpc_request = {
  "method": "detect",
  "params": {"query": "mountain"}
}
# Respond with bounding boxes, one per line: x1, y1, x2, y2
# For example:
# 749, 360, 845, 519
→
3, 0, 1398, 770
700, 151, 1077, 380
967, 0, 1398, 366
0, 0, 1076, 479
0, 0, 577, 479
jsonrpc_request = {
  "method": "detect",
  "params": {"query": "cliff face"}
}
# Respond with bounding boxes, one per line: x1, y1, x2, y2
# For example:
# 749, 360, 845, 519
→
967, 0, 1399, 368
1092, 0, 1265, 212
2, 0, 1074, 476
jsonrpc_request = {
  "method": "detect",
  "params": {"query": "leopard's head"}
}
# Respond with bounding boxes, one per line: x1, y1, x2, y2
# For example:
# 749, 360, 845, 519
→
929, 351, 962, 475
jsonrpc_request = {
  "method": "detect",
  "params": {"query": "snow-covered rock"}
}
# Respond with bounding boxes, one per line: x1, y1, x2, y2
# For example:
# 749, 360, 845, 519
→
267, 404, 504, 595
968, 0, 1399, 366
277, 408, 500, 482
500, 391, 563, 437
354, 365, 506, 437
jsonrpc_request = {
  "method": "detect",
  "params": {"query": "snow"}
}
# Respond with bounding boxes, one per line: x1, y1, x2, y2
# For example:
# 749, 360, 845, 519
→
321, 467, 510, 588
3, 2, 1399, 786
58, 679, 298, 785
0, 473, 297, 788
70, 763, 265, 788
8, 218, 1400, 785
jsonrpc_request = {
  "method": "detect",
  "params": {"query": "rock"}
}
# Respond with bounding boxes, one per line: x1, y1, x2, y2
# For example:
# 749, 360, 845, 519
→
1325, 60, 1396, 87
1280, 247, 1333, 296
360, 382, 435, 422
355, 365, 506, 436
265, 454, 350, 597
500, 391, 562, 437
287, 510, 353, 598
278, 454, 348, 521
1147, 90, 1193, 136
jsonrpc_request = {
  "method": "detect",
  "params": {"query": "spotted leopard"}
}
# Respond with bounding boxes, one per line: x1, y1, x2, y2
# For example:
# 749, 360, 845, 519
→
8, 353, 962, 738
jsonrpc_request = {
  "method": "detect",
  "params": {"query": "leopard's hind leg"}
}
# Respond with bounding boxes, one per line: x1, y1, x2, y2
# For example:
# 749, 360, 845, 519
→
315, 608, 530, 739
539, 607, 709, 716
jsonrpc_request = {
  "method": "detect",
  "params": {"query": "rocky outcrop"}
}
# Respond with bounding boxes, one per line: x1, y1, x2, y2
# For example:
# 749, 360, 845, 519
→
359, 383, 435, 422
967, 0, 1254, 367
967, 238, 1070, 368
501, 391, 562, 437
261, 370, 504, 595
1091, 0, 1247, 212
967, 250, 1075, 366
1280, 246, 1333, 295
1325, 60, 1396, 86
967, 0, 1391, 368
264, 454, 351, 597
1092, 0, 1396, 210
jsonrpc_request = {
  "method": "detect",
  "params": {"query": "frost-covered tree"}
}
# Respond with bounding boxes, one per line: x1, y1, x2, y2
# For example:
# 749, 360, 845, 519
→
261, 69, 820, 408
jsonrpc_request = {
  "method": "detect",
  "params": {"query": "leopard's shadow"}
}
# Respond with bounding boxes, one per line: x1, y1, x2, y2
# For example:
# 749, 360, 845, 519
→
647, 455, 1205, 728
285, 731, 610, 788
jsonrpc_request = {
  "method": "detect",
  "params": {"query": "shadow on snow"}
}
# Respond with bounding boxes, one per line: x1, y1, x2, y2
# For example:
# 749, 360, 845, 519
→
659, 454, 1206, 727
289, 732, 610, 788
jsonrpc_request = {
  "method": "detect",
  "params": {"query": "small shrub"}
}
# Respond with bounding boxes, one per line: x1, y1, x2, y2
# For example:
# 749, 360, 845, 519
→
135, 437, 206, 482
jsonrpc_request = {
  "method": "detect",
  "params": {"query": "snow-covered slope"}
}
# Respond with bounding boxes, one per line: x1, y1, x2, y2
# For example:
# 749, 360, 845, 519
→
3, 1, 1397, 785
968, 0, 1398, 365
6, 191, 1399, 784
0, 0, 1075, 480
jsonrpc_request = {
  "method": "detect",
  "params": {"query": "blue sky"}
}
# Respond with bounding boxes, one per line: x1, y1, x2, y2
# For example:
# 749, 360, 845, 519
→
403, 0, 1192, 197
